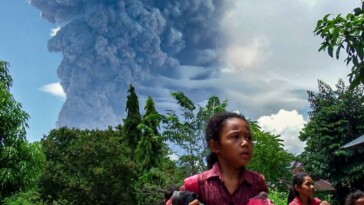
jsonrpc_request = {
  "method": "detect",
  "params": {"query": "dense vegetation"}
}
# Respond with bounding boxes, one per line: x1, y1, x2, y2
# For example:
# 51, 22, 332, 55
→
3, 4, 364, 201
299, 80, 364, 205
1, 59, 298, 204
0, 61, 45, 201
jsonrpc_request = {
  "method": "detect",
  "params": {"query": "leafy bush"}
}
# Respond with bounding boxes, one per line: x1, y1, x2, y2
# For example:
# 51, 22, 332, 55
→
2, 189, 44, 205
268, 189, 288, 205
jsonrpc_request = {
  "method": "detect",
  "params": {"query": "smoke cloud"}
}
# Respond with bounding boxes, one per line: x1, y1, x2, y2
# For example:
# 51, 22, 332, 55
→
29, 0, 232, 129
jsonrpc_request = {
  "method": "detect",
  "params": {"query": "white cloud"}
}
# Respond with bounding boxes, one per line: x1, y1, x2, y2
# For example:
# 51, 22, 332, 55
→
222, 36, 271, 72
221, 4, 272, 71
299, 0, 319, 7
146, 0, 357, 123
39, 82, 66, 99
257, 109, 306, 155
50, 27, 61, 37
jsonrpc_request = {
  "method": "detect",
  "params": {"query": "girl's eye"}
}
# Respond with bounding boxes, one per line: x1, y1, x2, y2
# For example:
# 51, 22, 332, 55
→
228, 135, 240, 141
232, 135, 240, 140
231, 134, 252, 142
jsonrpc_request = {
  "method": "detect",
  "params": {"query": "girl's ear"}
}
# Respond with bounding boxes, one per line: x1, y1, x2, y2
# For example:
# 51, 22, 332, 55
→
208, 139, 221, 154
294, 184, 300, 192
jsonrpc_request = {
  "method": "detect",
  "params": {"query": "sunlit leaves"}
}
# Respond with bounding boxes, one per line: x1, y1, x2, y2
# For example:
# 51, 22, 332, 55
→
0, 60, 44, 200
314, 3, 364, 88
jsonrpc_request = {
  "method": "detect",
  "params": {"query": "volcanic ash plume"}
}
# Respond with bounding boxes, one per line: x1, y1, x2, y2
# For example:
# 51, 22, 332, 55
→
29, 0, 230, 129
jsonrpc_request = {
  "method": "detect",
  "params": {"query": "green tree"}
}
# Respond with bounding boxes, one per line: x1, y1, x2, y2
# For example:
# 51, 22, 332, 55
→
268, 189, 288, 205
0, 60, 45, 200
248, 122, 294, 190
134, 96, 187, 204
314, 2, 364, 88
124, 85, 142, 158
133, 154, 185, 205
163, 92, 228, 175
135, 96, 165, 172
2, 189, 45, 205
299, 79, 364, 204
39, 127, 137, 205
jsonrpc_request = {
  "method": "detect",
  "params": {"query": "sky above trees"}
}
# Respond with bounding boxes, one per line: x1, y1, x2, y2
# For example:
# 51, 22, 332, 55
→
0, 0, 360, 154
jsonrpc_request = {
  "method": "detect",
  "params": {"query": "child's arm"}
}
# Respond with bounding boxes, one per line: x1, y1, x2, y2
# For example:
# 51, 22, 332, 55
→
188, 199, 200, 205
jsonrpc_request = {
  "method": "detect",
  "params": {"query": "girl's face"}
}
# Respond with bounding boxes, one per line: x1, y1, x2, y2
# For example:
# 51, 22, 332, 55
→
354, 197, 364, 205
213, 117, 253, 168
295, 176, 315, 199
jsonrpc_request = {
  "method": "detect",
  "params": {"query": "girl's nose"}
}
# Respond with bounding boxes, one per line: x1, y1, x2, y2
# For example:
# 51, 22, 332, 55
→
240, 139, 250, 147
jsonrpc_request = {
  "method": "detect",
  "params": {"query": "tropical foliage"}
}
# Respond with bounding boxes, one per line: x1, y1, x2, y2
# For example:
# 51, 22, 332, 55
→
124, 84, 142, 158
135, 96, 166, 172
248, 122, 294, 190
2, 189, 45, 205
0, 60, 45, 200
299, 79, 364, 204
268, 189, 288, 205
133, 96, 183, 205
5, 58, 352, 205
163, 92, 228, 175
315, 2, 364, 88
39, 127, 137, 204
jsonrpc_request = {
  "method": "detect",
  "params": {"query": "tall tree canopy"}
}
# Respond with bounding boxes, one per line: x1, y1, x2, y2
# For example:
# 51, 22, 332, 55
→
0, 60, 45, 200
163, 92, 228, 175
39, 127, 137, 205
135, 96, 166, 172
315, 2, 364, 88
124, 85, 142, 158
299, 79, 364, 204
0, 60, 28, 145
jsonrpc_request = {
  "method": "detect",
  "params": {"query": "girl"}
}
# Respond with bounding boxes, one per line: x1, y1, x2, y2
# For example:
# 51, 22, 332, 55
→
167, 111, 269, 205
287, 173, 330, 205
345, 190, 364, 205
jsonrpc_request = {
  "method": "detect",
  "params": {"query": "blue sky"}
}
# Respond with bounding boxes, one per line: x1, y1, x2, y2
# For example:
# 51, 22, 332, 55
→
0, 0, 359, 154
0, 1, 63, 141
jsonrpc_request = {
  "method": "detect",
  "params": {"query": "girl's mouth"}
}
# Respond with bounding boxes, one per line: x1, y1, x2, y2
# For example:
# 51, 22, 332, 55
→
240, 151, 250, 158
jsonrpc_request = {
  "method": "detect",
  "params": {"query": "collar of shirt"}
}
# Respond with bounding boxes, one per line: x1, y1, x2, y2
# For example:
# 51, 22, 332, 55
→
292, 197, 302, 205
292, 197, 321, 205
205, 163, 254, 185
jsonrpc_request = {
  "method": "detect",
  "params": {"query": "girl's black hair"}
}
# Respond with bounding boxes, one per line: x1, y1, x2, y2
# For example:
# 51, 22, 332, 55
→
345, 190, 364, 205
205, 111, 249, 169
287, 173, 310, 205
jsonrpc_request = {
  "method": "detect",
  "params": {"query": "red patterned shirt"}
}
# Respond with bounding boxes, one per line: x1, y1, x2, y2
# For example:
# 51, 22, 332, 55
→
167, 163, 268, 205
289, 197, 321, 205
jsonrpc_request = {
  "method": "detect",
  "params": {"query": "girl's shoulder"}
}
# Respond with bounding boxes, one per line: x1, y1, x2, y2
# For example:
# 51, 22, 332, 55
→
183, 174, 201, 194
311, 198, 322, 205
183, 167, 219, 193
